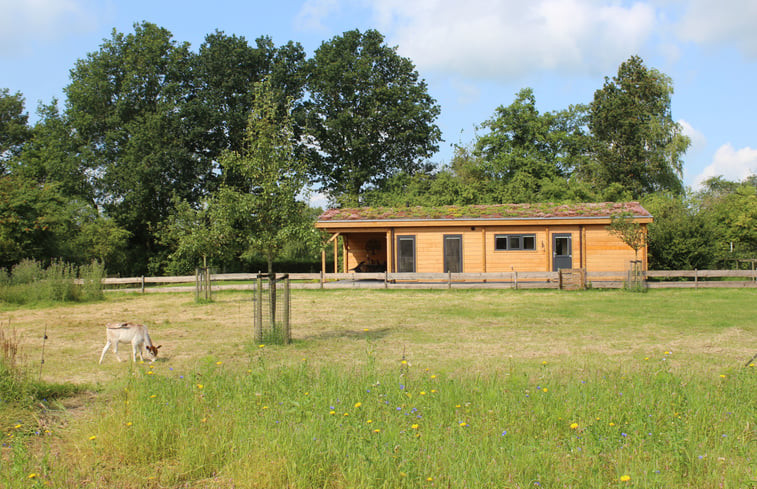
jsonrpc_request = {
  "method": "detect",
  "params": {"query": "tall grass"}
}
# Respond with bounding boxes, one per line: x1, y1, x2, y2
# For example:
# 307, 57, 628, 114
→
0, 259, 105, 304
25, 349, 756, 489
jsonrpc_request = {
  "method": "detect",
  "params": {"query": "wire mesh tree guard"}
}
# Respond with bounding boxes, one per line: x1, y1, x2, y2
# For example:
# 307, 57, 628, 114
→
253, 273, 291, 344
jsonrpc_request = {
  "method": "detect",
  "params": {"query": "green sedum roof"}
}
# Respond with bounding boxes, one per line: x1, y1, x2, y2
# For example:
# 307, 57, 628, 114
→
318, 202, 651, 222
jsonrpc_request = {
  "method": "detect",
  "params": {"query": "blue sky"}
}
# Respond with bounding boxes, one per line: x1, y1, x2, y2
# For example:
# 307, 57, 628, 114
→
2, 0, 755, 191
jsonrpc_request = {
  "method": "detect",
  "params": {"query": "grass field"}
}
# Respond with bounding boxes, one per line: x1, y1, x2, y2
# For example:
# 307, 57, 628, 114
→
1, 288, 755, 488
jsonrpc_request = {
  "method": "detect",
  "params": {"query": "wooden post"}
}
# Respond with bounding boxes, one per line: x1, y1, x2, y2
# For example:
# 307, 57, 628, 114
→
333, 238, 338, 274
282, 275, 290, 344
320, 269, 324, 289
514, 270, 518, 290
384, 269, 388, 289
448, 270, 452, 289
269, 273, 276, 337
694, 268, 698, 289
140, 276, 145, 294
195, 268, 200, 301
254, 275, 263, 343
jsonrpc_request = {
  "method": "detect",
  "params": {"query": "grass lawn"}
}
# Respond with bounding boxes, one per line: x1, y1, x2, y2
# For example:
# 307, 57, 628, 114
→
1, 288, 755, 488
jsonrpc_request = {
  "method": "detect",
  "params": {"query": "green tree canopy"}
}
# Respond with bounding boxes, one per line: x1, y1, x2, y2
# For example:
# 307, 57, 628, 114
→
588, 55, 690, 197
0, 89, 31, 169
305, 29, 441, 206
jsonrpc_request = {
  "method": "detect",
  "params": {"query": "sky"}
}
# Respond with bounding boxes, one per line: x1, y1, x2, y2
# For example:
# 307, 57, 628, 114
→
1, 0, 756, 192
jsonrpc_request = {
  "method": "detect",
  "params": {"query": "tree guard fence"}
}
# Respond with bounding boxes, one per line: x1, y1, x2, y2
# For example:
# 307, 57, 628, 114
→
253, 273, 291, 344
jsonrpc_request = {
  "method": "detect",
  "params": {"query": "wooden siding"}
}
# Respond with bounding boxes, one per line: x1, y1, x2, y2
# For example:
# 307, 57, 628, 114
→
323, 217, 648, 274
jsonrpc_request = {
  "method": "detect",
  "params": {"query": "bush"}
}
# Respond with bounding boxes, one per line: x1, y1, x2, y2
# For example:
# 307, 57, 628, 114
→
0, 259, 104, 304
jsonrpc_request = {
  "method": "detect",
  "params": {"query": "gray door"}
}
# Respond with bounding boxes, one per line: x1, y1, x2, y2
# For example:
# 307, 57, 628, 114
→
552, 234, 572, 271
444, 235, 463, 273
397, 236, 416, 272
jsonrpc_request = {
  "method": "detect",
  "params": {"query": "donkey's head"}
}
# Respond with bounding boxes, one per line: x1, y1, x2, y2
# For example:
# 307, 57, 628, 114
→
146, 344, 162, 361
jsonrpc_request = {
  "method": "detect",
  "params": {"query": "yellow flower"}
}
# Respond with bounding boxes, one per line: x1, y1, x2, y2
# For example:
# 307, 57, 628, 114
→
197, 384, 204, 389
216, 361, 223, 365
430, 374, 437, 379
329, 410, 336, 415
14, 424, 21, 429
367, 419, 373, 424
412, 424, 419, 429
401, 360, 407, 365
542, 361, 548, 365
620, 474, 631, 482
420, 391, 427, 395
431, 389, 437, 393
542, 388, 548, 393
570, 423, 579, 430
427, 477, 433, 482
89, 435, 96, 441
373, 429, 381, 433
609, 422, 615, 426
399, 472, 407, 477
354, 402, 362, 408
363, 328, 369, 331
343, 412, 349, 416
262, 406, 269, 410
126, 422, 133, 427
28, 473, 38, 479
258, 344, 265, 348
150, 394, 157, 398
459, 422, 468, 427
719, 374, 726, 378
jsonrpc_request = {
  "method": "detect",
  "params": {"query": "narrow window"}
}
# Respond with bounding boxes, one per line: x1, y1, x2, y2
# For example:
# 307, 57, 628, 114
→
396, 236, 416, 272
443, 235, 463, 273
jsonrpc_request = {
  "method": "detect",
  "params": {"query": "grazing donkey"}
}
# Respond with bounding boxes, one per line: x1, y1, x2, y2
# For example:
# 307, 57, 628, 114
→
99, 322, 161, 364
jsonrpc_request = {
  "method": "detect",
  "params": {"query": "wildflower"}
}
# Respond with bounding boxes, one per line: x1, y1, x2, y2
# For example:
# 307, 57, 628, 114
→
430, 374, 436, 379
431, 389, 437, 393
609, 422, 615, 426
719, 374, 726, 378
401, 360, 407, 365
14, 424, 21, 429
150, 394, 157, 398
28, 473, 38, 479
89, 435, 96, 441
197, 384, 204, 389
420, 391, 426, 395
367, 419, 373, 424
329, 411, 336, 415
147, 371, 154, 375
216, 361, 223, 365
542, 361, 547, 365
354, 402, 362, 408
570, 423, 579, 430
400, 472, 407, 477
542, 388, 548, 393
363, 328, 369, 331
459, 421, 468, 427
343, 412, 349, 416
373, 429, 381, 433
620, 475, 631, 482
427, 477, 433, 482
412, 424, 419, 429
126, 422, 133, 427
258, 344, 265, 348
501, 430, 507, 436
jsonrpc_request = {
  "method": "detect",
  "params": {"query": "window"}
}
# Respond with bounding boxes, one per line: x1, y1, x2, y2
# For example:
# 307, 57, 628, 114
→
494, 234, 536, 251
396, 236, 416, 272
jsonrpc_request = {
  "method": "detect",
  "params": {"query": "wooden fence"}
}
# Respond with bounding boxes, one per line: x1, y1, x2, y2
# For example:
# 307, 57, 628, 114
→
93, 269, 757, 293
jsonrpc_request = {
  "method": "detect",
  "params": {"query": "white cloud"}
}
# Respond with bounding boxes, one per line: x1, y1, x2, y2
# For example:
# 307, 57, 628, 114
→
694, 143, 757, 188
295, 0, 341, 33
679, 119, 706, 152
365, 0, 657, 81
675, 0, 757, 58
0, 0, 99, 56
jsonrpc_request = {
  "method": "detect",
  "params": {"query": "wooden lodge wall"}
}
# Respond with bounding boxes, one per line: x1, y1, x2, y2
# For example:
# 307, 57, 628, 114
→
341, 224, 644, 274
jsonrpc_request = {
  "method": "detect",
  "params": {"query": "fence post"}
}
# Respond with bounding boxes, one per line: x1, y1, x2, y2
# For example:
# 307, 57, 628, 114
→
514, 271, 518, 290
384, 270, 388, 289
195, 268, 199, 301
694, 268, 698, 289
448, 270, 452, 289
140, 276, 145, 294
283, 275, 290, 344
254, 275, 263, 343
320, 270, 324, 289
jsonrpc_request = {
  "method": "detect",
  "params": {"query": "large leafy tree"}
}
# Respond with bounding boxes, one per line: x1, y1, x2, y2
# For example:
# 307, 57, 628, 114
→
305, 29, 441, 206
64, 22, 211, 274
216, 80, 315, 275
588, 55, 690, 197
474, 88, 591, 202
0, 89, 31, 169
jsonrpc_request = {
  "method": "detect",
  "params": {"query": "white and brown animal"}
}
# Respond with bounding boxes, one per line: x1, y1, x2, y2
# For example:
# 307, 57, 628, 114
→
99, 322, 162, 364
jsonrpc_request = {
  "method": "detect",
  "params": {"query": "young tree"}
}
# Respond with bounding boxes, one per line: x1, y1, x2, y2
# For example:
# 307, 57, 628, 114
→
588, 56, 690, 197
305, 29, 441, 206
216, 80, 315, 275
607, 213, 647, 261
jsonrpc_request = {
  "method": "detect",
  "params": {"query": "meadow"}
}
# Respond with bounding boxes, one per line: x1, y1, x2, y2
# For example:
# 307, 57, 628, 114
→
1, 288, 755, 488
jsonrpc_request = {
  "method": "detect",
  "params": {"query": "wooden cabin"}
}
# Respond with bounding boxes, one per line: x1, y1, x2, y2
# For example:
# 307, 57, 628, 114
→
315, 202, 652, 275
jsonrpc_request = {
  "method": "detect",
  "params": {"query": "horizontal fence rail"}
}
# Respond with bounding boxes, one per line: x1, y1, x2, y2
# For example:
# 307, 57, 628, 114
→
86, 268, 757, 293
